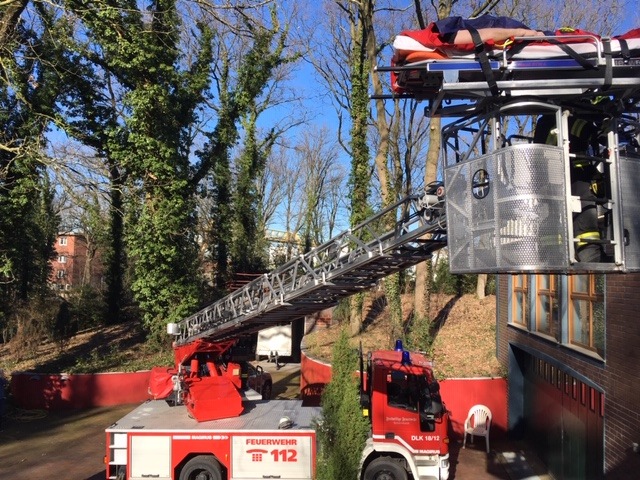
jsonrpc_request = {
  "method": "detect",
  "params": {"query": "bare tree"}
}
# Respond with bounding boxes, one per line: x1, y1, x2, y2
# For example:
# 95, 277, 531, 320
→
295, 126, 347, 247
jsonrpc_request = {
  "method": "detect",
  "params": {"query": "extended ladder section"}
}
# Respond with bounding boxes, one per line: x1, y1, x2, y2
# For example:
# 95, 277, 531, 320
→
169, 187, 446, 346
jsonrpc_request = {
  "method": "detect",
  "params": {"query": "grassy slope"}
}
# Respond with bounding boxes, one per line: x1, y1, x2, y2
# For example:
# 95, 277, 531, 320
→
0, 293, 501, 379
302, 292, 502, 379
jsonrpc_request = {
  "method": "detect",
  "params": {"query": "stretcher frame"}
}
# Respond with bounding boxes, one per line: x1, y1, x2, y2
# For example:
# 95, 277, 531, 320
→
377, 34, 640, 117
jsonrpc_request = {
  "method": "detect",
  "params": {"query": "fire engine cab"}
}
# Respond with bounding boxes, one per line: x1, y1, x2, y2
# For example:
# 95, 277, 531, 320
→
359, 341, 450, 480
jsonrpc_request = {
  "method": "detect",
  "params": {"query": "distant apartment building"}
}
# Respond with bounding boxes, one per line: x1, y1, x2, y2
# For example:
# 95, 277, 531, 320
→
50, 232, 105, 293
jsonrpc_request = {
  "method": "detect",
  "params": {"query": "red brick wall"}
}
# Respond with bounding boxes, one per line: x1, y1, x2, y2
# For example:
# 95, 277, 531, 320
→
602, 274, 640, 476
496, 274, 640, 478
50, 234, 104, 291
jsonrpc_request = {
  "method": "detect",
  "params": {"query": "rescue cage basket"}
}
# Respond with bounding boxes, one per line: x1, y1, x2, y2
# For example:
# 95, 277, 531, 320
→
441, 100, 640, 273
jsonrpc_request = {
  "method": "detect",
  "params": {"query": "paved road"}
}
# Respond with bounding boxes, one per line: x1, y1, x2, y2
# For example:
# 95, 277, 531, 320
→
0, 403, 136, 480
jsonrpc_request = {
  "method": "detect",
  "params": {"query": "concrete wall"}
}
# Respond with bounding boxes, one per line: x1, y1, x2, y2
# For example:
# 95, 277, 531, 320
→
10, 371, 151, 410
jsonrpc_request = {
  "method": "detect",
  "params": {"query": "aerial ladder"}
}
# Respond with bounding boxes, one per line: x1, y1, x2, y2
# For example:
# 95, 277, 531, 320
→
168, 184, 446, 347
159, 182, 446, 421
167, 31, 640, 361
163, 30, 640, 418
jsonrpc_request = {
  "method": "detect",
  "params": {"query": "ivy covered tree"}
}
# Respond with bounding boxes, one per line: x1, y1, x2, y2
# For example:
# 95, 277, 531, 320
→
229, 107, 271, 276
0, 0, 63, 336
195, 8, 295, 291
41, 1, 299, 342
316, 329, 370, 479
58, 0, 213, 341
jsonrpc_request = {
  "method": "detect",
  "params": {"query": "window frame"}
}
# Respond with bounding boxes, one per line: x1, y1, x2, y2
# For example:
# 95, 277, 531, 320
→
511, 274, 529, 328
567, 274, 605, 356
508, 273, 605, 360
534, 274, 559, 338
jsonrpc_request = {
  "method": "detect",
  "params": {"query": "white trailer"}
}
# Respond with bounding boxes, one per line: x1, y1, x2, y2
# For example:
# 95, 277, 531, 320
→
256, 325, 291, 365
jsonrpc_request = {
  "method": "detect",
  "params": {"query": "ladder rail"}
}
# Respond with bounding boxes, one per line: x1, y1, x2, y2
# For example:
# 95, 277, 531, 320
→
171, 189, 446, 345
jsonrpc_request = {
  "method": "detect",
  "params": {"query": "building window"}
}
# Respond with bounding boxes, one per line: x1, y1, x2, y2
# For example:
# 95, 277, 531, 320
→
535, 274, 558, 337
511, 274, 529, 327
57, 270, 65, 279
59, 236, 68, 246
58, 255, 67, 263
568, 274, 605, 357
509, 273, 605, 360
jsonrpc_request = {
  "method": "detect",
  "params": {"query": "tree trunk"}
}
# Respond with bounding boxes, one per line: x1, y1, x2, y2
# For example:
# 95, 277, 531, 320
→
349, 293, 364, 336
0, 0, 27, 48
414, 262, 427, 319
476, 274, 487, 299
105, 172, 125, 324
414, 117, 442, 317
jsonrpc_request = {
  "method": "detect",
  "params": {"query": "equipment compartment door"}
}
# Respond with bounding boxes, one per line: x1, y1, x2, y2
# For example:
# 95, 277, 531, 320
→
130, 435, 171, 480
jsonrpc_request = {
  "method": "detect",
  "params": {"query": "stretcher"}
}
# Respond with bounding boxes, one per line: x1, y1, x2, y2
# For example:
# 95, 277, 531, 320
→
378, 23, 640, 115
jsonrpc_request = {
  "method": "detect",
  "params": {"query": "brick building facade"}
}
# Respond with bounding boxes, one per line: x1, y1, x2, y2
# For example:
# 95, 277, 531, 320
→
50, 233, 104, 293
496, 273, 640, 479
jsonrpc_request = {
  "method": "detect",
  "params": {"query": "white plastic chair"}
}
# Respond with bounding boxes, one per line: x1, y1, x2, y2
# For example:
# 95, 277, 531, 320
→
463, 404, 492, 453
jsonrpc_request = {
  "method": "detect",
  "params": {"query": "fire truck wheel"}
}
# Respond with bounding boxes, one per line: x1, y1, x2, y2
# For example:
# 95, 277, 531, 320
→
363, 457, 408, 480
262, 382, 272, 400
179, 455, 222, 480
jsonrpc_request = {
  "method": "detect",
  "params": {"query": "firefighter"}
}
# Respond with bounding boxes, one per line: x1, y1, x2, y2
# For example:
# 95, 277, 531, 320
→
534, 113, 605, 262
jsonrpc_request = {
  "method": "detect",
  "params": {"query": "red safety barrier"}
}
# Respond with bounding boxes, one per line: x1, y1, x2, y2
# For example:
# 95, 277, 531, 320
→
11, 353, 507, 439
10, 371, 152, 410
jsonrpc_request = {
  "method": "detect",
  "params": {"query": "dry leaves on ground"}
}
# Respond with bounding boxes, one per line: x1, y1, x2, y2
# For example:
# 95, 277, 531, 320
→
303, 292, 503, 379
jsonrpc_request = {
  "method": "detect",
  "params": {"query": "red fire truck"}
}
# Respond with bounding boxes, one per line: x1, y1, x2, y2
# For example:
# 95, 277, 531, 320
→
358, 341, 450, 480
106, 335, 319, 480
105, 337, 450, 480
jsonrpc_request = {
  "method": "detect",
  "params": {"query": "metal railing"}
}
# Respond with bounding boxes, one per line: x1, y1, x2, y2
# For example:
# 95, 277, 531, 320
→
169, 187, 446, 345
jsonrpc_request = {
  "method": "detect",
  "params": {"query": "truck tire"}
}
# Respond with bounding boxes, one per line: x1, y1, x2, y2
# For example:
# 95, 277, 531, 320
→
179, 455, 222, 480
363, 457, 408, 480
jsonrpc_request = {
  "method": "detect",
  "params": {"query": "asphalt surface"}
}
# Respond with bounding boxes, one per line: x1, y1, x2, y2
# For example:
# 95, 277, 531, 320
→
0, 403, 136, 480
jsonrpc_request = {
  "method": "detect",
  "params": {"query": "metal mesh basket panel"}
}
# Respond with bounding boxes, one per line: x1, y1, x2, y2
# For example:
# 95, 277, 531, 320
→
619, 155, 640, 271
445, 144, 569, 273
